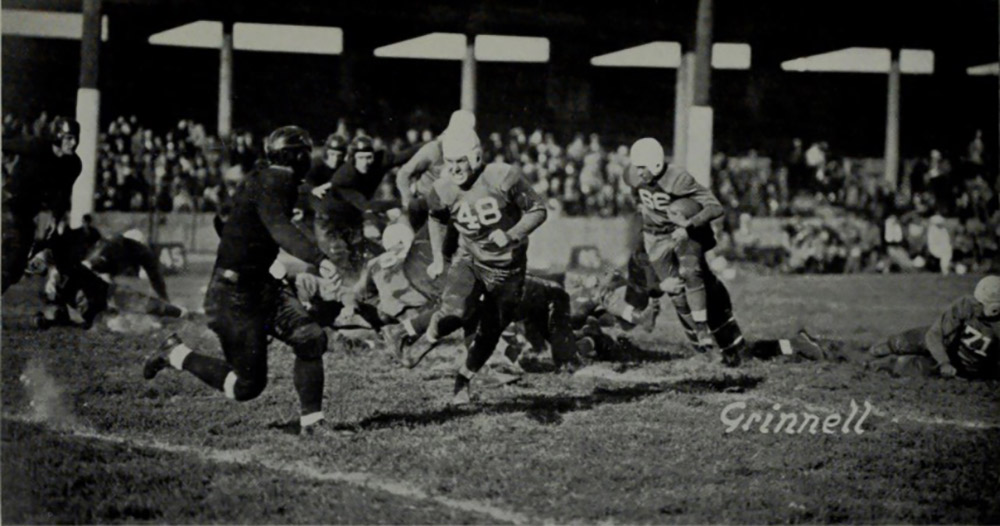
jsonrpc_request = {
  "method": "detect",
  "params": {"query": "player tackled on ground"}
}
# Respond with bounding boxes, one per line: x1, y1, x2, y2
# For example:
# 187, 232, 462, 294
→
867, 275, 1000, 380
400, 128, 548, 405
625, 137, 742, 366
143, 126, 345, 436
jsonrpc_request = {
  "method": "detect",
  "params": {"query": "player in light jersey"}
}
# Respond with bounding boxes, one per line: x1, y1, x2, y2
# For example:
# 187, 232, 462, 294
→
625, 137, 741, 366
867, 275, 1000, 379
405, 128, 547, 404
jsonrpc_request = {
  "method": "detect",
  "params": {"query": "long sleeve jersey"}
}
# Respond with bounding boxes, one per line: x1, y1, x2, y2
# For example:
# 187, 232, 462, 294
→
925, 296, 1000, 378
215, 165, 325, 276
3, 136, 82, 219
624, 165, 723, 248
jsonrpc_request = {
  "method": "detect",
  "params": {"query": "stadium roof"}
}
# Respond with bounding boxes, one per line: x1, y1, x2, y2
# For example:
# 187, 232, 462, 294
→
4, 0, 997, 70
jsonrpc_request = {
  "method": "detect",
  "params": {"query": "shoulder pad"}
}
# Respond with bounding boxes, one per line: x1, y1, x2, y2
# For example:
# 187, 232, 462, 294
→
482, 163, 518, 191
432, 176, 460, 205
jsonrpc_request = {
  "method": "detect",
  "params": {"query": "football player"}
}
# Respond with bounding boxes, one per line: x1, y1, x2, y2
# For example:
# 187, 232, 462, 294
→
143, 126, 344, 435
400, 128, 548, 404
32, 224, 183, 329
396, 110, 476, 230
375, 224, 584, 371
867, 275, 1000, 379
310, 135, 422, 278
2, 117, 83, 294
625, 137, 741, 366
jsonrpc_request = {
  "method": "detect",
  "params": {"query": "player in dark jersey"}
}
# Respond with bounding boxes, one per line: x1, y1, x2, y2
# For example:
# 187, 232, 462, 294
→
143, 126, 344, 435
32, 223, 183, 329
867, 275, 1000, 379
625, 137, 741, 366
310, 135, 423, 278
398, 128, 548, 404
294, 134, 348, 230
2, 117, 83, 294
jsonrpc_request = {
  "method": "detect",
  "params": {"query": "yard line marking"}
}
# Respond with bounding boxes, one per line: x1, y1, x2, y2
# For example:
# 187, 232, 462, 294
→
2, 413, 547, 525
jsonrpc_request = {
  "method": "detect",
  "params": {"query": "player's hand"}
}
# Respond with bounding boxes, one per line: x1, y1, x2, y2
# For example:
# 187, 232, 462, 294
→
489, 229, 511, 248
427, 259, 445, 279
319, 259, 341, 284
659, 277, 684, 294
311, 182, 333, 199
939, 363, 958, 378
666, 209, 691, 228
295, 273, 320, 303
671, 227, 689, 242
318, 276, 342, 302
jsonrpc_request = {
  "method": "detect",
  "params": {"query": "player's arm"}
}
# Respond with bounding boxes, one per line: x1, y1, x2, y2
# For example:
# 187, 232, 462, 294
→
395, 141, 439, 209
426, 187, 450, 273
131, 239, 171, 302
258, 174, 326, 266
381, 141, 427, 171
671, 172, 724, 228
924, 297, 975, 368
504, 171, 548, 242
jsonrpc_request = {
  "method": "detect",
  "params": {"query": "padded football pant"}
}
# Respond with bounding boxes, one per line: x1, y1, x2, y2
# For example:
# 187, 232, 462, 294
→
867, 327, 938, 377
429, 251, 525, 374
180, 272, 328, 415
627, 242, 747, 354
405, 273, 580, 367
643, 232, 711, 323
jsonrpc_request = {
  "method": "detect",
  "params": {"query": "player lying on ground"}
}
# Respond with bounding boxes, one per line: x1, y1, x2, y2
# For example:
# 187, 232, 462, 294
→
144, 126, 347, 436
297, 221, 587, 371
2, 117, 82, 294
867, 275, 999, 380
623, 137, 742, 366
392, 128, 548, 405
572, 254, 828, 363
29, 220, 184, 329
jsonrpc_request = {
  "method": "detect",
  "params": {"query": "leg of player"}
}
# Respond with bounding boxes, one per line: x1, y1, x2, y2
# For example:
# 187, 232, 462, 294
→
866, 326, 937, 377
271, 284, 332, 435
453, 266, 525, 405
703, 273, 749, 362
675, 239, 717, 354
403, 255, 481, 368
143, 278, 269, 405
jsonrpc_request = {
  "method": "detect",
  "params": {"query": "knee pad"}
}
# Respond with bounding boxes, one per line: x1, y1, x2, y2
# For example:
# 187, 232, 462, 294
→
291, 325, 328, 360
232, 375, 267, 401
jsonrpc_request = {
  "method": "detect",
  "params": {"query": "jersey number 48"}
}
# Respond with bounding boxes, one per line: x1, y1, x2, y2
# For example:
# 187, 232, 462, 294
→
456, 197, 502, 231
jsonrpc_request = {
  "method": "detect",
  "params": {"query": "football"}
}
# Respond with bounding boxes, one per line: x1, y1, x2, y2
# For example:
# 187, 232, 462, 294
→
667, 197, 702, 219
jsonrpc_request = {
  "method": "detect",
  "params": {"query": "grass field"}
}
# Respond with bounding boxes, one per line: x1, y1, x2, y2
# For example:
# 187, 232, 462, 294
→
2, 265, 999, 524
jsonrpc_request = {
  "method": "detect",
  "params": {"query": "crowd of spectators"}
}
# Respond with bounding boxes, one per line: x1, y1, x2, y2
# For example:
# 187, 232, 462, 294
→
5, 111, 997, 274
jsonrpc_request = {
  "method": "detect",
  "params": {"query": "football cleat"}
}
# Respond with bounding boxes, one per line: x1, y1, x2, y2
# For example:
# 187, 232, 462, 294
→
143, 332, 182, 380
450, 384, 472, 406
796, 329, 828, 361
721, 347, 742, 367
380, 324, 413, 362
401, 334, 441, 369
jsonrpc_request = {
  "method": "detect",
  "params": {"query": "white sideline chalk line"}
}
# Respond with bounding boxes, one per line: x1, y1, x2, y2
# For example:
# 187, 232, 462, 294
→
705, 393, 1000, 430
2, 414, 546, 525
